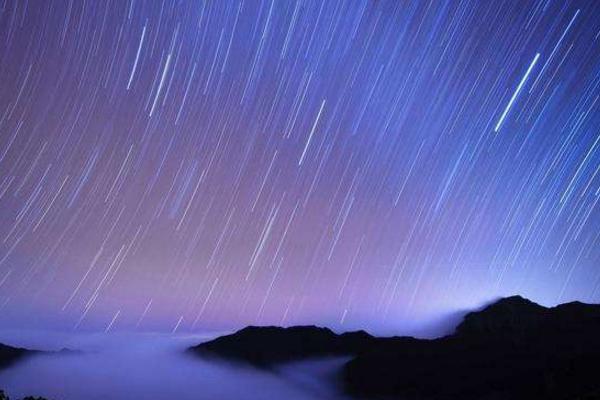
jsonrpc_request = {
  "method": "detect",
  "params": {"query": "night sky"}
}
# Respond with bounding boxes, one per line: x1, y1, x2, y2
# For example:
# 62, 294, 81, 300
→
0, 0, 598, 336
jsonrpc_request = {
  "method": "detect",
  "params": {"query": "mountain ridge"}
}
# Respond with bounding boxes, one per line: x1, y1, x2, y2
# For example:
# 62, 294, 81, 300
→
191, 296, 600, 399
0, 342, 35, 370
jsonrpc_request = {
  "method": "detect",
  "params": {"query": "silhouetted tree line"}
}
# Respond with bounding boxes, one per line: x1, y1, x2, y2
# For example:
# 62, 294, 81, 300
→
0, 390, 49, 400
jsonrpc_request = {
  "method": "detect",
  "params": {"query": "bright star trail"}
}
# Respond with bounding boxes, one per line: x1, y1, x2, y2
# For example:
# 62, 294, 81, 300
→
0, 0, 599, 336
494, 52, 540, 133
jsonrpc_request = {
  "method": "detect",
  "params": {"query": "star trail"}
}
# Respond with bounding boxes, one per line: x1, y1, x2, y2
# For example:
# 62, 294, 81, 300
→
0, 0, 599, 336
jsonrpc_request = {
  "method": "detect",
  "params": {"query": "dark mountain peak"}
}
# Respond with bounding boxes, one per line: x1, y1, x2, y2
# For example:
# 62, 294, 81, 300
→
553, 299, 597, 311
190, 296, 600, 399
454, 295, 548, 337
240, 324, 327, 331
454, 296, 600, 340
233, 325, 337, 342
475, 295, 548, 314
494, 294, 544, 306
339, 329, 372, 339
344, 296, 600, 399
549, 300, 600, 329
0, 342, 35, 370
190, 325, 376, 367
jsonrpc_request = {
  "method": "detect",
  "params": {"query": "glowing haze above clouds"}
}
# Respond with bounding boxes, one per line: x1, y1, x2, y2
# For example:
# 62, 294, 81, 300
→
0, 0, 599, 335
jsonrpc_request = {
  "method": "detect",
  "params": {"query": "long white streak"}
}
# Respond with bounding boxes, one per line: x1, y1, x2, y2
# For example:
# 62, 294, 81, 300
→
529, 10, 579, 93
127, 23, 147, 90
0, 270, 11, 289
299, 100, 326, 165
149, 53, 172, 117
172, 316, 184, 334
136, 299, 153, 328
192, 277, 219, 328
105, 310, 121, 332
33, 175, 70, 232
494, 53, 540, 132
62, 246, 104, 310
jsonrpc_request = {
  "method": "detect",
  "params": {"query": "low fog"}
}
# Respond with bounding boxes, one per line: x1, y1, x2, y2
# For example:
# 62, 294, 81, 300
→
0, 331, 349, 400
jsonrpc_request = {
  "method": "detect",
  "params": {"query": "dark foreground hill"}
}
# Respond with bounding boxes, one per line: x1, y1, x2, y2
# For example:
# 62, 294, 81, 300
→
191, 296, 600, 400
0, 389, 50, 400
190, 325, 375, 367
0, 344, 44, 399
0, 343, 33, 370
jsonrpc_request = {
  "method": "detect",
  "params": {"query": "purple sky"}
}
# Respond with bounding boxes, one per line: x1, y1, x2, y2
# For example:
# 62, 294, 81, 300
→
0, 0, 599, 336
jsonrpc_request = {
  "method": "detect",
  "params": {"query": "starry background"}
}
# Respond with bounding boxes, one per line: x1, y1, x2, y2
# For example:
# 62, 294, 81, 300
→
0, 0, 598, 336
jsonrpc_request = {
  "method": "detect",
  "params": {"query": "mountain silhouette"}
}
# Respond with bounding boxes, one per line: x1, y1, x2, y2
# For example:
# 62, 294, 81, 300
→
192, 296, 600, 399
190, 325, 375, 367
0, 343, 34, 370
